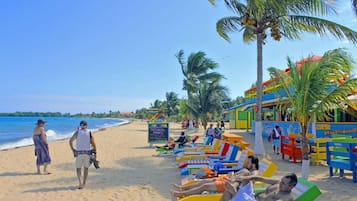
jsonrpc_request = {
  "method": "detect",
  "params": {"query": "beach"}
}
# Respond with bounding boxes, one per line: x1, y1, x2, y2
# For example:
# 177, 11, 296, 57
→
0, 120, 356, 201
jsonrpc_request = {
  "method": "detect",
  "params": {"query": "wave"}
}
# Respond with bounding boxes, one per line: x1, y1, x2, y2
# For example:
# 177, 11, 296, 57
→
0, 119, 130, 151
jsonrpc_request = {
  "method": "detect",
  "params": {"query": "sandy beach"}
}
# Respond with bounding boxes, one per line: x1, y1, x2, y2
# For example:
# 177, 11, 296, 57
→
0, 120, 356, 201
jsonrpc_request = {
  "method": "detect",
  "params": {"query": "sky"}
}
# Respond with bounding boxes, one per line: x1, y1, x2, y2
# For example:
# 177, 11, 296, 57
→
0, 0, 356, 114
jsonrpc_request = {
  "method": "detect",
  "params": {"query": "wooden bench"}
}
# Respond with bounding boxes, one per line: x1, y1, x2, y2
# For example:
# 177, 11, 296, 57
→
281, 135, 302, 163
222, 133, 242, 144
310, 137, 357, 166
326, 141, 357, 183
310, 138, 330, 165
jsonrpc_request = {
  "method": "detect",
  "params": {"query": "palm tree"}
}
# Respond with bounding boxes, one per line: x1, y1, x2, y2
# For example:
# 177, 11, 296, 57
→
188, 80, 228, 129
268, 48, 357, 178
209, 0, 357, 155
176, 50, 224, 129
165, 91, 179, 117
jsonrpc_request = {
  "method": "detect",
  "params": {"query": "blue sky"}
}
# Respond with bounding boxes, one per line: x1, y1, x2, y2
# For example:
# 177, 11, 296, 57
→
0, 0, 356, 113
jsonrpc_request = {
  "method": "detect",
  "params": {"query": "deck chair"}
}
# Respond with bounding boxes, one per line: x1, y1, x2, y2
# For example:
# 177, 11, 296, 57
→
180, 149, 253, 186
179, 143, 240, 168
176, 141, 227, 163
212, 149, 254, 174
175, 136, 216, 154
176, 177, 321, 201
179, 144, 239, 176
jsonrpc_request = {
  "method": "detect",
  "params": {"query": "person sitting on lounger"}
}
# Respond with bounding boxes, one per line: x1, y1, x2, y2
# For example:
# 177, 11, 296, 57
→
234, 173, 298, 201
170, 156, 259, 199
175, 131, 188, 148
170, 168, 252, 198
155, 137, 175, 150
220, 155, 259, 201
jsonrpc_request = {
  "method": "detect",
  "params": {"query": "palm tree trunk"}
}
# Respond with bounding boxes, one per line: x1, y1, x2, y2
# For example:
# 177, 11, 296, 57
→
301, 123, 310, 179
254, 34, 265, 156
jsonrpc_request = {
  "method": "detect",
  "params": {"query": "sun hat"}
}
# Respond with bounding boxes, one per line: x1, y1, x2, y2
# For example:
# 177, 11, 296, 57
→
37, 119, 46, 125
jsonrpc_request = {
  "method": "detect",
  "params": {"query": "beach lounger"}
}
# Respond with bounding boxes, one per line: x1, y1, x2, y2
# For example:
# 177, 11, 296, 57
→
176, 178, 321, 201
176, 141, 229, 163
181, 157, 277, 189
175, 137, 218, 155
179, 144, 239, 176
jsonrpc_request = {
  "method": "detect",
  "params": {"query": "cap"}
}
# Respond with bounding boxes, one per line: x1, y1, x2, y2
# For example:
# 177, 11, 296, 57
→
80, 120, 88, 126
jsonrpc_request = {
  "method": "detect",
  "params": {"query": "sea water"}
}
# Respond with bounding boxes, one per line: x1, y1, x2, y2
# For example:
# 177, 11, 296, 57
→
0, 116, 128, 150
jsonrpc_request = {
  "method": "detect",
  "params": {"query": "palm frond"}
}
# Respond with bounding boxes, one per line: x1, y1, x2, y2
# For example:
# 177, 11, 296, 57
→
242, 27, 256, 42
286, 0, 336, 16
208, 0, 216, 6
216, 16, 243, 42
199, 72, 226, 83
289, 15, 357, 43
176, 50, 187, 76
223, 0, 247, 16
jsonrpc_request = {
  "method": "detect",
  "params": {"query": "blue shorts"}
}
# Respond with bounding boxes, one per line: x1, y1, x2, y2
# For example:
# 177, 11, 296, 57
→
273, 139, 280, 147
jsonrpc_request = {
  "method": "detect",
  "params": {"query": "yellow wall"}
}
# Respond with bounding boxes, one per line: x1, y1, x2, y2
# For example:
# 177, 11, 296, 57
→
229, 107, 251, 129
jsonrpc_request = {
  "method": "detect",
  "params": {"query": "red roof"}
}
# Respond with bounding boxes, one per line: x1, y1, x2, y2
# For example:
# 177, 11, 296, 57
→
120, 112, 133, 115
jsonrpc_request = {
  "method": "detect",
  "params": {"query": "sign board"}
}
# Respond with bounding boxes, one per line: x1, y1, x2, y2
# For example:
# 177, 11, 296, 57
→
148, 121, 169, 145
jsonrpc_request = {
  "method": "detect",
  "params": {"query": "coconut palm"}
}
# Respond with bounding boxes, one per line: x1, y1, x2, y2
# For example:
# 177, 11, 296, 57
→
268, 48, 357, 178
209, 0, 357, 155
176, 50, 225, 129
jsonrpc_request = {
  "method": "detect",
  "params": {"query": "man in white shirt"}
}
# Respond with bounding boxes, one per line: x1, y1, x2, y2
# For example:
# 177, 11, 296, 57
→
69, 120, 97, 189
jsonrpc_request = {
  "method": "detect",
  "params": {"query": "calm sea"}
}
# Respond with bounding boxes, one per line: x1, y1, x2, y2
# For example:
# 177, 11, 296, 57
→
0, 116, 128, 150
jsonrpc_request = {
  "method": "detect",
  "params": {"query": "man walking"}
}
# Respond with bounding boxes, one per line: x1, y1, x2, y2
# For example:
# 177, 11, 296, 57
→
69, 120, 97, 189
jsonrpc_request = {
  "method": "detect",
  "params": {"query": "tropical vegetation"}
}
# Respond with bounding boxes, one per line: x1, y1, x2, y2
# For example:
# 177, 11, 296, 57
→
268, 48, 357, 178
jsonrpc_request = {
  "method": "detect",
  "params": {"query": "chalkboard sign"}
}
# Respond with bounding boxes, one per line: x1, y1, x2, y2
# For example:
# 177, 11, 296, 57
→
148, 121, 169, 144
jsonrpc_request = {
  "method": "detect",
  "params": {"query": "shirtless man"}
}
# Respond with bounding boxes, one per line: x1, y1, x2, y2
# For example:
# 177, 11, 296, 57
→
220, 155, 260, 201
170, 156, 259, 199
236, 173, 298, 201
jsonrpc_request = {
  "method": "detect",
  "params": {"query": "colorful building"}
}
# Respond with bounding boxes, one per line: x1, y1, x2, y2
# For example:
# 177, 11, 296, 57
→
227, 56, 357, 138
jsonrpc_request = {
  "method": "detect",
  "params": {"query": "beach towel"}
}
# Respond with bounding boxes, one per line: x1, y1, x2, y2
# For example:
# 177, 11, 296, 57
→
231, 182, 255, 201
33, 135, 51, 166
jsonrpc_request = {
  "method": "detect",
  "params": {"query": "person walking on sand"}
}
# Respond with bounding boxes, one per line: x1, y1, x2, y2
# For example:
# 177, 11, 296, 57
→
69, 120, 97, 189
270, 125, 282, 155
33, 119, 51, 175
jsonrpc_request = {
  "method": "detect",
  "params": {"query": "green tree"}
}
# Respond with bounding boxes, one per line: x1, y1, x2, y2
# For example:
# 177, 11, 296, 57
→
165, 92, 179, 117
151, 99, 164, 109
209, 0, 357, 155
189, 80, 228, 129
176, 50, 224, 129
268, 48, 357, 178
177, 99, 190, 121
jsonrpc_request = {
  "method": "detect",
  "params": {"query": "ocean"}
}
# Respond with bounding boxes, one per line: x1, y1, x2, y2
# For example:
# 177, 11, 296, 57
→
0, 116, 128, 150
